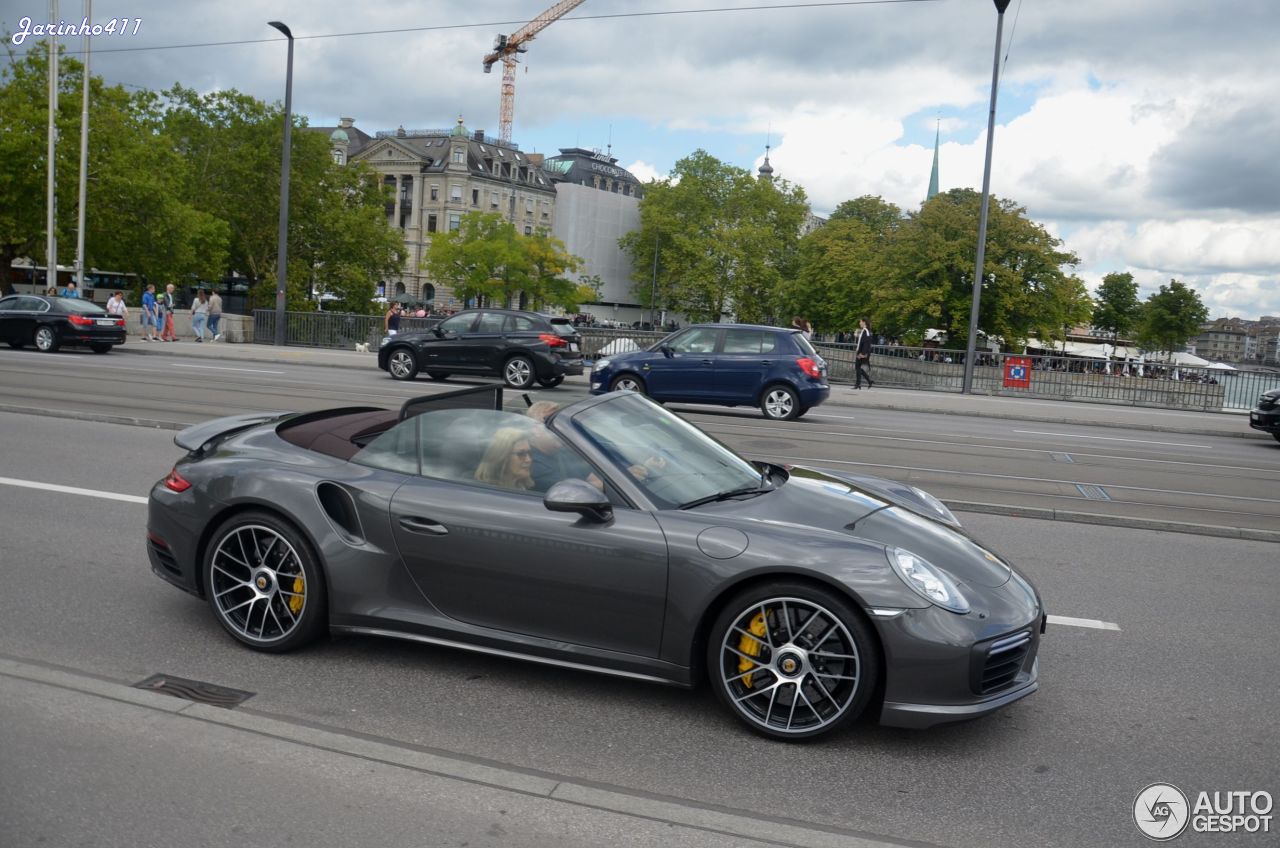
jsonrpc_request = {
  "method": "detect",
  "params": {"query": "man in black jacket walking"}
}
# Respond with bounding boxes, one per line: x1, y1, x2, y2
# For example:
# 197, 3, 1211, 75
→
854, 317, 874, 389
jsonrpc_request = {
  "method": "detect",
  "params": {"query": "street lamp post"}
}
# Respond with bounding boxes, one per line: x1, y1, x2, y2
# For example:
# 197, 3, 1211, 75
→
268, 21, 294, 346
961, 0, 1013, 394
75, 0, 92, 290
649, 230, 660, 329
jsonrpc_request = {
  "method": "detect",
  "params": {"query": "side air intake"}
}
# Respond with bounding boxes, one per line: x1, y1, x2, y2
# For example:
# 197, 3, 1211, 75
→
317, 482, 364, 543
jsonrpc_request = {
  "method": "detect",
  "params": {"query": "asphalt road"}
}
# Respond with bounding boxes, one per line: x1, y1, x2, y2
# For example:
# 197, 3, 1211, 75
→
1, 344, 1277, 536
0, 412, 1276, 848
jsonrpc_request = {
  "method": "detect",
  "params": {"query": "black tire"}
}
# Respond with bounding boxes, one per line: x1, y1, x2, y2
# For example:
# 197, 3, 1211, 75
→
33, 325, 60, 353
426, 371, 451, 381
609, 373, 647, 395
90, 343, 113, 354
203, 511, 327, 653
7, 341, 23, 349
503, 355, 537, 389
386, 347, 419, 381
760, 384, 800, 420
537, 374, 565, 388
707, 580, 880, 740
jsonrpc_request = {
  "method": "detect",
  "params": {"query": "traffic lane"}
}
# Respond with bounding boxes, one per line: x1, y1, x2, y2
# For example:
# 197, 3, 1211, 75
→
1, 476, 1276, 845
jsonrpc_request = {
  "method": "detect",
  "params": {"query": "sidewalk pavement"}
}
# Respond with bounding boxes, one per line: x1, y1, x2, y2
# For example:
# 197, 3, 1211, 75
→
113, 340, 1264, 440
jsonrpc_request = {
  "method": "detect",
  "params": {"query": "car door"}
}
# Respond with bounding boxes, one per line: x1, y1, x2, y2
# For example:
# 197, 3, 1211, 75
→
642, 326, 721, 400
717, 328, 780, 403
0, 296, 18, 343
466, 311, 509, 372
3, 296, 45, 346
419, 312, 477, 371
387, 409, 669, 657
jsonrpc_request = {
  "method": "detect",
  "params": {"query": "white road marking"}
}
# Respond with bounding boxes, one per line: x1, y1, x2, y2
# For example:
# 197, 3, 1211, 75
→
1047, 615, 1121, 631
172, 364, 286, 374
1013, 430, 1212, 449
0, 476, 148, 505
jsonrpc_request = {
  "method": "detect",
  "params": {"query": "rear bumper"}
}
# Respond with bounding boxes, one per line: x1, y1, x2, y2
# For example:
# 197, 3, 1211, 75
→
797, 383, 830, 409
545, 355, 584, 377
64, 330, 126, 346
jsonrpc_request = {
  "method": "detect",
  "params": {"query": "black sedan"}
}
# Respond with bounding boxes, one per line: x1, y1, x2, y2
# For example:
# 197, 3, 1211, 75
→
378, 308, 584, 389
148, 385, 1044, 740
0, 294, 127, 353
1250, 387, 1280, 442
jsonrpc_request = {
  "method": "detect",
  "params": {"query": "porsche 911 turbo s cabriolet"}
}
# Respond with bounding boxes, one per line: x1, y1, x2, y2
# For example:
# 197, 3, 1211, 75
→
148, 385, 1045, 740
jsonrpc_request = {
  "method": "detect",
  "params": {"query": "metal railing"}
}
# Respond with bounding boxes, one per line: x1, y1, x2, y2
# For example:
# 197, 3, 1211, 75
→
250, 312, 1280, 412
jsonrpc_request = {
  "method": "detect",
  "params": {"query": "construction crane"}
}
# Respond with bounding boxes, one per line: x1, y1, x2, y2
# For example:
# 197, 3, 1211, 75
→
483, 0, 585, 145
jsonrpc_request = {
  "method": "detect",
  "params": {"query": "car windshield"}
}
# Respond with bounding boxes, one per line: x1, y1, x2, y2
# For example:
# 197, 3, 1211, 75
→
57, 298, 108, 315
569, 393, 764, 509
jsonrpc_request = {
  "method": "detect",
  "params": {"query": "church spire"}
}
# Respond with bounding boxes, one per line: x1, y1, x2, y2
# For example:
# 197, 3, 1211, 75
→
758, 143, 774, 182
926, 120, 940, 201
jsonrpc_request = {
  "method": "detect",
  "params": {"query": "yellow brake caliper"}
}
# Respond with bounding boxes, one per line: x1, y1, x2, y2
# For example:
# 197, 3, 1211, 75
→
737, 611, 768, 688
288, 576, 305, 615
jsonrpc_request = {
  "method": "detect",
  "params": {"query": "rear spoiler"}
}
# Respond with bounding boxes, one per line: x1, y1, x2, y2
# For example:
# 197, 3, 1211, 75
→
174, 411, 290, 453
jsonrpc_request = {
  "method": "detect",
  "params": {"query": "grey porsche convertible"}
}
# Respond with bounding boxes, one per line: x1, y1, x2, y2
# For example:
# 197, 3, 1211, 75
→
148, 385, 1044, 740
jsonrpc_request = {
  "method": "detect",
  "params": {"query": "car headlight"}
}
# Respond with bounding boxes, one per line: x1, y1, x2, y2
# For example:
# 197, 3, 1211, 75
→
594, 358, 611, 372
379, 336, 392, 347
911, 486, 959, 527
888, 547, 970, 614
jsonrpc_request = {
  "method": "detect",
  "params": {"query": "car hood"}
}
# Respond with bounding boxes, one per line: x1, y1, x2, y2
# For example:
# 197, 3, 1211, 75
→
696, 466, 1011, 588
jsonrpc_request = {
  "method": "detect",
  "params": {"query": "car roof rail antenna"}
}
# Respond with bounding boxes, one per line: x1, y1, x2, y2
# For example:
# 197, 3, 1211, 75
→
400, 384, 504, 421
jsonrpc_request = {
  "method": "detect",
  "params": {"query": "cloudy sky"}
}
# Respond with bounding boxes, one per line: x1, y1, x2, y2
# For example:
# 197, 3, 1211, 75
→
6, 0, 1280, 319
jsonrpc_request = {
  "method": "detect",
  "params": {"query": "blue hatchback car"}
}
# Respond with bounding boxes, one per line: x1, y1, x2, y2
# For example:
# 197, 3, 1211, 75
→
589, 324, 830, 420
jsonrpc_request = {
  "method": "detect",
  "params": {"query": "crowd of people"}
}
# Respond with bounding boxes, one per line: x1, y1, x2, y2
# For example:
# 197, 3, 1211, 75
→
136, 283, 223, 342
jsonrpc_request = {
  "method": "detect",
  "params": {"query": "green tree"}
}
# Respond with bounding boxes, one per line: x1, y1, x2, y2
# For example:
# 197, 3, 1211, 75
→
885, 189, 1087, 348
422, 212, 529, 306
1136, 279, 1209, 355
619, 150, 808, 323
828, 195, 903, 239
522, 230, 589, 311
1091, 271, 1141, 344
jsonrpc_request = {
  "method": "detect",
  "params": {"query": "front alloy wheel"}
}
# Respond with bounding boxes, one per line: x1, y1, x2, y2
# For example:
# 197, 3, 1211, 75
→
503, 355, 536, 389
34, 326, 59, 353
204, 512, 326, 652
708, 583, 879, 740
387, 349, 419, 381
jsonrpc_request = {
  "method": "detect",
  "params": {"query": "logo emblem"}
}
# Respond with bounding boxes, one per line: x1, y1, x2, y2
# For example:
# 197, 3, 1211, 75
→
1134, 783, 1189, 840
256, 576, 268, 590
781, 657, 797, 674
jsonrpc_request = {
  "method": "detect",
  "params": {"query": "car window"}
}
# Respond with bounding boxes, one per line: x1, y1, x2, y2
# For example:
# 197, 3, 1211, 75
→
0, 296, 20, 312
548, 319, 577, 336
12, 296, 48, 312
351, 416, 421, 475
571, 393, 761, 509
792, 332, 818, 357
668, 327, 720, 355
505, 315, 540, 333
437, 313, 476, 334
475, 312, 506, 333
57, 298, 108, 315
722, 329, 777, 354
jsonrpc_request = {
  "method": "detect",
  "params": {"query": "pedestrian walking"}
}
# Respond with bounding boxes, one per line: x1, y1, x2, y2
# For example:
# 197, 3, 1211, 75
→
159, 283, 178, 341
106, 290, 128, 321
854, 317, 875, 389
141, 284, 159, 341
207, 289, 223, 341
191, 289, 209, 342
791, 316, 813, 341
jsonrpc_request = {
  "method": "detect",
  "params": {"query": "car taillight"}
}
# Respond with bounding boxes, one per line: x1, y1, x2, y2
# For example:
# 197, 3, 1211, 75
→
67, 313, 95, 326
164, 468, 191, 492
796, 357, 822, 379
115, 318, 125, 327
539, 332, 567, 347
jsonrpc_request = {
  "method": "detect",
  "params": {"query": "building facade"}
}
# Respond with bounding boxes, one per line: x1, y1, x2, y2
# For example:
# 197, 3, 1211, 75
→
317, 117, 558, 307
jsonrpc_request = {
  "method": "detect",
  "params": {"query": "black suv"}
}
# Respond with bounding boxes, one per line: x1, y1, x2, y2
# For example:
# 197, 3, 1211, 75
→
1250, 387, 1280, 442
378, 308, 584, 389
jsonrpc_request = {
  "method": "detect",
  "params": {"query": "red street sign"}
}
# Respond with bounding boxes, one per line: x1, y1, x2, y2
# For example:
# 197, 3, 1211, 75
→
1004, 356, 1031, 389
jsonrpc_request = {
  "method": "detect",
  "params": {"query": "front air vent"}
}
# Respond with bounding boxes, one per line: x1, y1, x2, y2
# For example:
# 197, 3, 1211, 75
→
317, 482, 364, 543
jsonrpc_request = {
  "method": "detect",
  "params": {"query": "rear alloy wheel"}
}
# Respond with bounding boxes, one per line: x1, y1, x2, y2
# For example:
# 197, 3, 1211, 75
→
503, 355, 536, 389
204, 512, 326, 652
426, 371, 450, 381
34, 326, 60, 353
90, 343, 113, 354
609, 374, 646, 395
761, 385, 800, 420
387, 348, 419, 381
708, 582, 879, 740
537, 374, 564, 388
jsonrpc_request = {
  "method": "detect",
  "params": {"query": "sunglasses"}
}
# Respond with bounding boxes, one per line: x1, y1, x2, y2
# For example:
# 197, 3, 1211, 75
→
511, 449, 532, 459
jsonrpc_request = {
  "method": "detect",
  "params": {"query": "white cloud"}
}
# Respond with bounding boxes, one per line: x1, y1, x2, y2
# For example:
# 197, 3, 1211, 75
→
624, 160, 664, 184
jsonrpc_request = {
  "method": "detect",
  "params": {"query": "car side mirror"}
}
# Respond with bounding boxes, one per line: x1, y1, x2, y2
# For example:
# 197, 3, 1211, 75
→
433, 327, 446, 338
544, 479, 613, 522
660, 344, 674, 358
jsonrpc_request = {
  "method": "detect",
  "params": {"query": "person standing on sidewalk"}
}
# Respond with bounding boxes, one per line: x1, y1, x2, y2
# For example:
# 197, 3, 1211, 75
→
791, 316, 813, 341
159, 284, 178, 341
60, 280, 82, 298
106, 290, 128, 321
141, 284, 159, 341
854, 317, 874, 389
384, 302, 403, 336
207, 289, 223, 341
191, 289, 209, 342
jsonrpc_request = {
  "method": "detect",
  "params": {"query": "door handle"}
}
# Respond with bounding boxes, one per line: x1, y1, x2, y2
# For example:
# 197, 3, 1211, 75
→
398, 516, 449, 536
702, 359, 714, 365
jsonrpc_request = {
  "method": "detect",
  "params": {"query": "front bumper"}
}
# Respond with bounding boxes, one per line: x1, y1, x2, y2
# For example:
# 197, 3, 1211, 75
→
1249, 408, 1280, 434
881, 667, 1039, 729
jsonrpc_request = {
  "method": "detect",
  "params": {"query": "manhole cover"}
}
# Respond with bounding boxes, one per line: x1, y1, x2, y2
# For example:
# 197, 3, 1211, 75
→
133, 674, 255, 709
